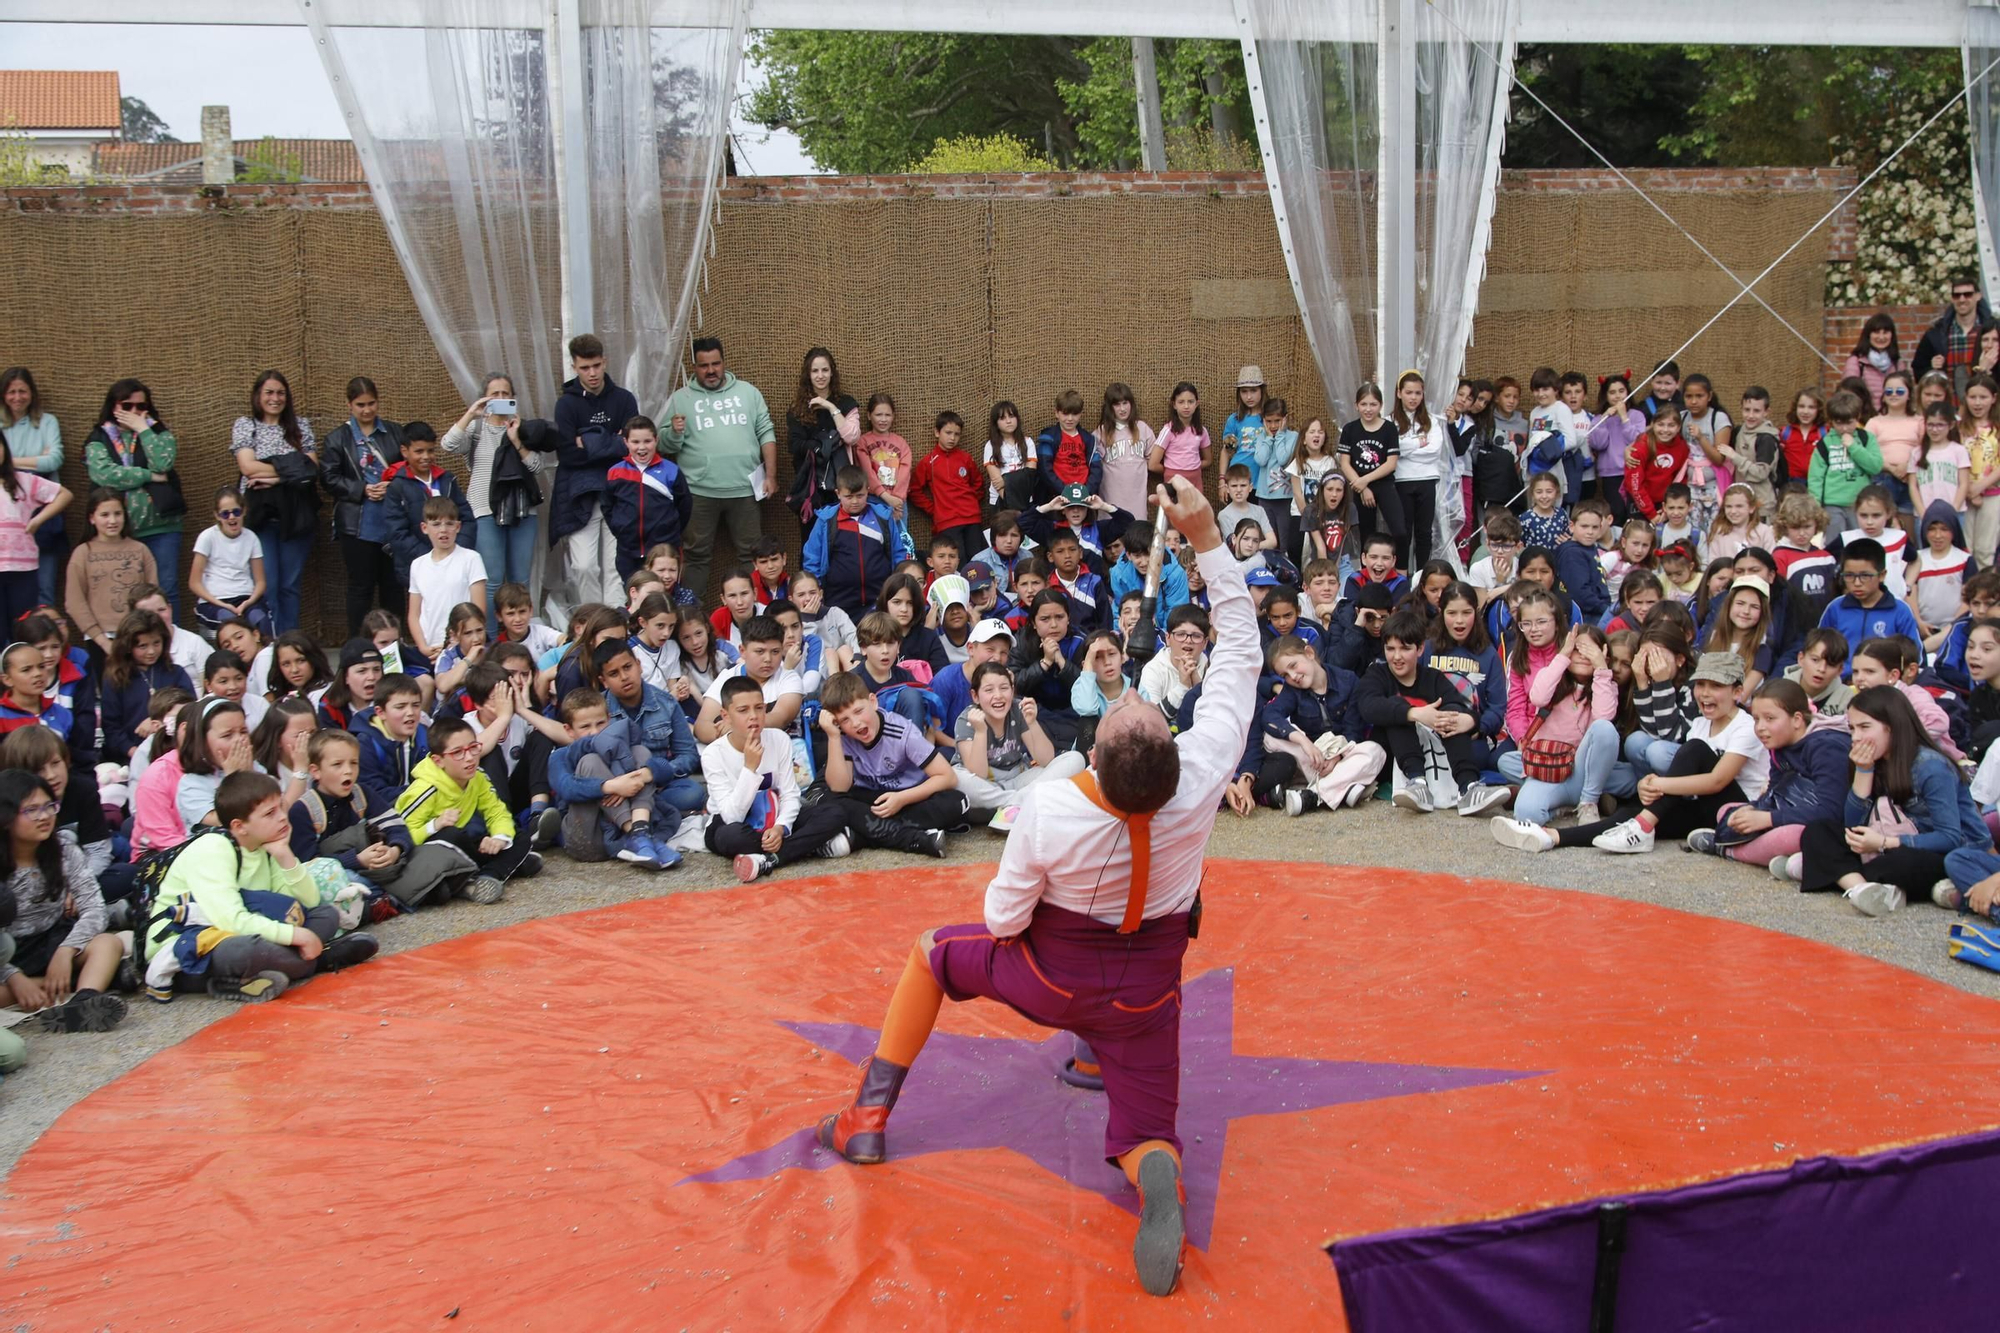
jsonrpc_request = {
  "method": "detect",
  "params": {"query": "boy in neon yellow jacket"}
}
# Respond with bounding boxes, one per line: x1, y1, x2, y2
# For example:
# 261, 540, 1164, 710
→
395, 716, 540, 903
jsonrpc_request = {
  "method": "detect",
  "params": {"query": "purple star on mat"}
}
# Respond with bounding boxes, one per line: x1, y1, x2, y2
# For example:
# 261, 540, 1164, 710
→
678, 968, 1539, 1249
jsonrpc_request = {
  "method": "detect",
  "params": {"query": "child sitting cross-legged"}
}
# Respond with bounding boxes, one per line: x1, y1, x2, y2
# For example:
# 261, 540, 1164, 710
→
1259, 634, 1386, 816
1685, 679, 1848, 868
704, 675, 854, 882
1494, 620, 1636, 826
1355, 609, 1509, 815
290, 727, 473, 912
816, 669, 966, 858
544, 686, 680, 869
0, 770, 128, 1032
144, 770, 379, 1005
1494, 650, 1767, 855
394, 716, 541, 905
951, 660, 1086, 820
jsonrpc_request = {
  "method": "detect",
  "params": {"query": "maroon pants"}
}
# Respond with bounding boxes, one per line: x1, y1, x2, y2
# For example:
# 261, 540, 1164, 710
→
928, 902, 1190, 1162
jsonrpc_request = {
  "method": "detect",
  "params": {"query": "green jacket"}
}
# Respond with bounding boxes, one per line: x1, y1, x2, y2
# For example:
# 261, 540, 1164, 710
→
1806, 427, 1884, 510
85, 423, 183, 538
146, 832, 320, 960
660, 372, 775, 500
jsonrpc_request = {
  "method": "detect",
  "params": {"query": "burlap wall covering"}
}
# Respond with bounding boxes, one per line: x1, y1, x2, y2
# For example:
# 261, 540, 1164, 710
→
0, 180, 1832, 637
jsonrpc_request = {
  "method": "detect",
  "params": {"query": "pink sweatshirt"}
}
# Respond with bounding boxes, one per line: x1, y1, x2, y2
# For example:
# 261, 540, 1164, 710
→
1899, 681, 1966, 763
1517, 653, 1618, 747
129, 750, 188, 859
1504, 640, 1562, 743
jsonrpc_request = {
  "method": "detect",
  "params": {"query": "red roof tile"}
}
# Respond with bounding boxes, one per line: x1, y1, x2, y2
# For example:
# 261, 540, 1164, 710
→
0, 70, 121, 131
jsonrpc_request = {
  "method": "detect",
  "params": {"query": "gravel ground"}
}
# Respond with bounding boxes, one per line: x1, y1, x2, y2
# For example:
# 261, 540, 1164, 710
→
2, 799, 1995, 1181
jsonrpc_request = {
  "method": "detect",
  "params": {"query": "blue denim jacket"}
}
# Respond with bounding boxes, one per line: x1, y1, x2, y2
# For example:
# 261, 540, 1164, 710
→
606, 682, 698, 786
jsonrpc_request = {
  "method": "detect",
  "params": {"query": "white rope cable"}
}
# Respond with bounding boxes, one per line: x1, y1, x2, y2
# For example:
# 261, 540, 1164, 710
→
1423, 0, 1838, 368
1633, 50, 2000, 389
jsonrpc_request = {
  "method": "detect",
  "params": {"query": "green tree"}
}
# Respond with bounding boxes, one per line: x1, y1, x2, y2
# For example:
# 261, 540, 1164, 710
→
238, 137, 304, 184
745, 31, 1249, 172
1504, 45, 1700, 168
907, 133, 1051, 173
119, 95, 173, 144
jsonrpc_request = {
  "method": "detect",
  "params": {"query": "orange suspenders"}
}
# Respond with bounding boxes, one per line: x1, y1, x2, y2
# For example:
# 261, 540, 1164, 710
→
1069, 771, 1152, 934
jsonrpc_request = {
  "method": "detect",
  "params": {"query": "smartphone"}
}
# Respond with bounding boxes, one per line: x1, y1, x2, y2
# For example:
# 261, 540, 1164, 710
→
488, 398, 518, 416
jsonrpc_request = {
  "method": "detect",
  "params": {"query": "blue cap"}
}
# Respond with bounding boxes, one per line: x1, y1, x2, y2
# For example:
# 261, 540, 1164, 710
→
1244, 567, 1281, 587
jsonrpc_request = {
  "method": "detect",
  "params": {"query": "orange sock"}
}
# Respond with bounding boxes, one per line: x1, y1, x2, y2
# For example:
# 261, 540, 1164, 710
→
1117, 1139, 1181, 1187
873, 946, 945, 1067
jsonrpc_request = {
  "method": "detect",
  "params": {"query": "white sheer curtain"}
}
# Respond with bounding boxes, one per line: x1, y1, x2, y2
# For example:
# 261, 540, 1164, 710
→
1969, 5, 2000, 300
584, 0, 746, 414
1411, 0, 1518, 410
299, 0, 566, 412
1240, 0, 1515, 565
299, 0, 743, 609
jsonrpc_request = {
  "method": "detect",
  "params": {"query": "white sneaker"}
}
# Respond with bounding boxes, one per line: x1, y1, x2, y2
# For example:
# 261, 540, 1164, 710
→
1490, 817, 1555, 853
1575, 796, 1607, 824
1846, 881, 1906, 917
1392, 779, 1435, 814
1343, 783, 1368, 808
1456, 784, 1510, 816
817, 833, 852, 859
1591, 819, 1655, 854
1284, 788, 1322, 817
1770, 853, 1801, 882
1932, 878, 1963, 910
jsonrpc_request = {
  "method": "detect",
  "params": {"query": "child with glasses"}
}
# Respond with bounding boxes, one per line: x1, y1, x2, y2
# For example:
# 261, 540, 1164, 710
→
394, 716, 540, 905
0, 770, 126, 1032
1816, 539, 1922, 678
189, 485, 269, 636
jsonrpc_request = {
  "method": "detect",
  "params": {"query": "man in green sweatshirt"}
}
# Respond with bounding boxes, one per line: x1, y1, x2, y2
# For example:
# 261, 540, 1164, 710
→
661, 337, 777, 601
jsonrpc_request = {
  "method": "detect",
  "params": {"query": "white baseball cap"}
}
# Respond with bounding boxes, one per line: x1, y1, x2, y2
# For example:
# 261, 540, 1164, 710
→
969, 618, 1014, 644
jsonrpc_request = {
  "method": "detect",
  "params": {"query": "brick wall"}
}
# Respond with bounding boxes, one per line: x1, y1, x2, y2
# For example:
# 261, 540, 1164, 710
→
1819, 304, 1940, 392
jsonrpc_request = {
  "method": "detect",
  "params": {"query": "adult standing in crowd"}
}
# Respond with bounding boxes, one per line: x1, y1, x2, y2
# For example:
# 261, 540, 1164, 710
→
662, 337, 776, 601
443, 371, 552, 621
320, 376, 406, 636
1913, 274, 1996, 402
232, 370, 319, 635
0, 368, 64, 607
85, 377, 185, 616
550, 334, 636, 609
784, 346, 860, 531
1843, 313, 1908, 411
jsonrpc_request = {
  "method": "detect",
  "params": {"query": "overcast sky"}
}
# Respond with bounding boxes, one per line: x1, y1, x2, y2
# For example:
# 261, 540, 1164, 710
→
2, 22, 819, 175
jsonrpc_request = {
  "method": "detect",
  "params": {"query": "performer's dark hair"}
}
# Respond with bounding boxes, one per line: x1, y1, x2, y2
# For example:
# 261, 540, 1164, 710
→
1096, 725, 1180, 815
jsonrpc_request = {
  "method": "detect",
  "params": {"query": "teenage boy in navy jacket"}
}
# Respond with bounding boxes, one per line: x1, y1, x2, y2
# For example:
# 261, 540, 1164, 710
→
381, 426, 474, 587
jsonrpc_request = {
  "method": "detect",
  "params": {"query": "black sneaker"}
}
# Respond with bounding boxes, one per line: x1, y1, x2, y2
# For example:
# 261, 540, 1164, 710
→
208, 971, 290, 1004
37, 991, 128, 1033
316, 933, 379, 974
922, 829, 948, 859
1283, 788, 1321, 817
519, 851, 545, 878
531, 806, 561, 850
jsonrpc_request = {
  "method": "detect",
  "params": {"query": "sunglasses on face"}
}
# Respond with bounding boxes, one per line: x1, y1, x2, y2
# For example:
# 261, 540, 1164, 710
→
1956, 291, 1981, 300
120, 399, 147, 410
216, 507, 244, 518
1883, 388, 1909, 396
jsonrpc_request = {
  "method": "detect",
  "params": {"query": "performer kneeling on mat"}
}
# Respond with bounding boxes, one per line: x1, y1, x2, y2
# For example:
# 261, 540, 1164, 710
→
813, 475, 1257, 1297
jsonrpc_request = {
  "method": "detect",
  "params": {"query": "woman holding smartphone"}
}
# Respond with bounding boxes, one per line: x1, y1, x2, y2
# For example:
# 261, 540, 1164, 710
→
443, 371, 551, 620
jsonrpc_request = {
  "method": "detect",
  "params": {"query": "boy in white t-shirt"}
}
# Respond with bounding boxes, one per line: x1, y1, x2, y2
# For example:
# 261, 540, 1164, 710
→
188, 487, 269, 633
691, 615, 806, 743
703, 674, 852, 882
407, 495, 488, 658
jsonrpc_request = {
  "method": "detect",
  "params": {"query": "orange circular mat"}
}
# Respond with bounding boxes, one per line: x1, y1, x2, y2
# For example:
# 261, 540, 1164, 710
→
5, 862, 2000, 1331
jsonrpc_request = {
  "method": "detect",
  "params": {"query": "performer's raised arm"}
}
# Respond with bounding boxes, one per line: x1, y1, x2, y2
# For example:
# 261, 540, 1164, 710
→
1170, 479, 1259, 809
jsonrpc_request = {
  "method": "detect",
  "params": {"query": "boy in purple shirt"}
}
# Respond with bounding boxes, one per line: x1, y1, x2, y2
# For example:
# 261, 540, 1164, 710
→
816, 670, 967, 858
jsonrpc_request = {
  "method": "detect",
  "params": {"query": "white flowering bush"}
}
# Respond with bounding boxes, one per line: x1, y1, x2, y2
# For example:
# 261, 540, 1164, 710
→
1827, 107, 1979, 306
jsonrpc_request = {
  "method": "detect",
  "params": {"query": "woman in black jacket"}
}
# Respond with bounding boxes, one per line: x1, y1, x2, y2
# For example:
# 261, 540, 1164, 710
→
319, 376, 406, 635
785, 346, 860, 532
